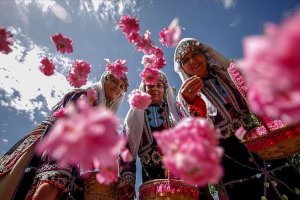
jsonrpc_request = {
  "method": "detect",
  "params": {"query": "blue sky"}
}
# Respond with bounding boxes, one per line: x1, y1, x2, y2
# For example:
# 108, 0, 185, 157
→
0, 0, 299, 191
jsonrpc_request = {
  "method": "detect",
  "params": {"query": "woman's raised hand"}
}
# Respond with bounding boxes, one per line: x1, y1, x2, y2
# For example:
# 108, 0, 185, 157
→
180, 75, 204, 104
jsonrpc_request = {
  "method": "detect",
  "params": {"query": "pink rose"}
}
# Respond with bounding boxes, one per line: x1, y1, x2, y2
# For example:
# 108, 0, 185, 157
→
154, 117, 223, 186
51, 33, 73, 54
67, 60, 91, 88
238, 10, 300, 123
0, 26, 13, 54
39, 57, 55, 76
128, 89, 151, 110
36, 98, 124, 185
118, 15, 140, 37
159, 18, 181, 47
105, 59, 128, 79
140, 67, 160, 85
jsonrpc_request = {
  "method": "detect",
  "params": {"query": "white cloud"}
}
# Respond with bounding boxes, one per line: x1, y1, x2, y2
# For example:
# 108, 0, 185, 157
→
2, 139, 8, 144
0, 27, 73, 122
14, 0, 72, 24
78, 0, 138, 25
218, 0, 236, 9
12, 0, 139, 26
49, 2, 72, 23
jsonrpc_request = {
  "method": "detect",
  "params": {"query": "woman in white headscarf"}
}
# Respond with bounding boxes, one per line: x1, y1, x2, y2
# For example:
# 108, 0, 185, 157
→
174, 38, 300, 200
118, 71, 182, 200
0, 71, 128, 200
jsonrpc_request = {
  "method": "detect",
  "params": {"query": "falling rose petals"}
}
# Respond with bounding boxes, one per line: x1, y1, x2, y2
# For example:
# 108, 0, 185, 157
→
51, 33, 73, 54
36, 98, 123, 179
135, 30, 154, 54
118, 15, 140, 37
159, 18, 181, 47
39, 57, 56, 76
105, 58, 128, 79
67, 60, 91, 88
128, 89, 151, 110
140, 67, 160, 85
141, 54, 166, 69
238, 10, 300, 123
0, 26, 13, 54
154, 117, 223, 186
127, 32, 140, 43
141, 54, 156, 68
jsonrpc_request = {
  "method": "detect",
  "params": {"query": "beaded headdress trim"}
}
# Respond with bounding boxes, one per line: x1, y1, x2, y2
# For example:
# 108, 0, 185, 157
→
175, 40, 207, 63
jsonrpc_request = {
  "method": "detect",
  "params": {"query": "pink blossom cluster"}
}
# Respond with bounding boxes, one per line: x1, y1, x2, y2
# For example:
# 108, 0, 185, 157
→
118, 15, 166, 85
39, 57, 56, 76
105, 58, 128, 79
238, 10, 300, 123
154, 117, 223, 186
159, 18, 181, 47
139, 67, 160, 85
0, 26, 13, 54
67, 60, 91, 88
127, 89, 152, 110
141, 47, 166, 70
37, 98, 125, 184
51, 33, 73, 54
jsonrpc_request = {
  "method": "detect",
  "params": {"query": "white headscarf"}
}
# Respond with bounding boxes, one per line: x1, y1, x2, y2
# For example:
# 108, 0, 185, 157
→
91, 71, 127, 113
124, 70, 180, 159
173, 38, 231, 116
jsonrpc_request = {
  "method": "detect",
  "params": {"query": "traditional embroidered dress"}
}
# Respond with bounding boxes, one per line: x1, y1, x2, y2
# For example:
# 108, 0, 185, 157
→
119, 71, 203, 199
0, 71, 127, 200
120, 102, 173, 186
174, 38, 300, 200
120, 73, 179, 181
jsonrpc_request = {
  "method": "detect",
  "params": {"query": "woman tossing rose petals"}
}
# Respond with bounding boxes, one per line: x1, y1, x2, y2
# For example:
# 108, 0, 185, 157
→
51, 33, 73, 54
0, 26, 13, 54
105, 58, 128, 79
154, 117, 223, 186
39, 57, 56, 76
127, 89, 151, 110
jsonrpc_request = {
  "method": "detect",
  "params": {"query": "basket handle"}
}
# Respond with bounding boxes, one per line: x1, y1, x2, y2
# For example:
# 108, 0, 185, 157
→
255, 115, 272, 133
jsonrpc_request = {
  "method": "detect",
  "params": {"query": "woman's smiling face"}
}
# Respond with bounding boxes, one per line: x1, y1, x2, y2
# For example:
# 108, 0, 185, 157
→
181, 50, 208, 78
104, 75, 126, 101
145, 80, 165, 105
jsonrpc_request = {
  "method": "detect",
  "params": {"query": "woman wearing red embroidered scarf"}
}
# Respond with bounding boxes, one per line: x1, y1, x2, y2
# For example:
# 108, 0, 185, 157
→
174, 38, 300, 200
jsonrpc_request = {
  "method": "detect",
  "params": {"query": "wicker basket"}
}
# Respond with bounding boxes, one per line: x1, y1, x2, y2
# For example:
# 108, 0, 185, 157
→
83, 175, 117, 200
228, 63, 300, 160
139, 179, 199, 200
243, 121, 300, 160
